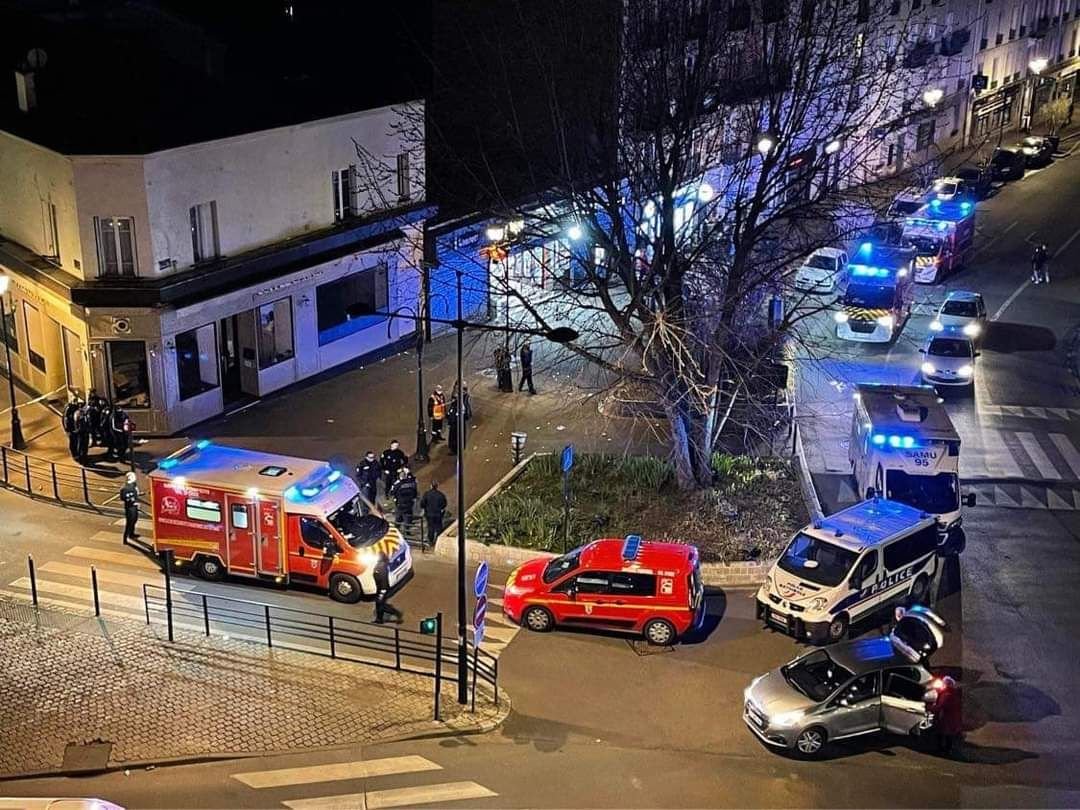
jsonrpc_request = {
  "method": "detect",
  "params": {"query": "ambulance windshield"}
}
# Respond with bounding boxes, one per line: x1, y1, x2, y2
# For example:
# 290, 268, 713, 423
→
886, 470, 959, 514
328, 495, 386, 547
778, 533, 858, 587
844, 283, 894, 310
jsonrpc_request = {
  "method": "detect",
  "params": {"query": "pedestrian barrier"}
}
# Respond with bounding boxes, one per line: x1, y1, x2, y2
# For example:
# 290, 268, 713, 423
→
0, 445, 128, 514
141, 578, 498, 719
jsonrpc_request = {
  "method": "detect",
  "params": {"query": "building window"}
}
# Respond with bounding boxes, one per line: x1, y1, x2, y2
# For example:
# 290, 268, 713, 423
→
332, 167, 355, 221
94, 216, 137, 277
396, 153, 411, 200
1, 292, 17, 354
190, 201, 220, 263
315, 264, 388, 346
887, 143, 897, 165
106, 340, 150, 409
62, 326, 85, 395
257, 297, 295, 369
22, 302, 46, 372
175, 323, 219, 400
916, 119, 936, 150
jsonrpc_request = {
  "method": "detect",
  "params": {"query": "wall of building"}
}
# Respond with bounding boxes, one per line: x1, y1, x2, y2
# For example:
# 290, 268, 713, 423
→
71, 157, 154, 280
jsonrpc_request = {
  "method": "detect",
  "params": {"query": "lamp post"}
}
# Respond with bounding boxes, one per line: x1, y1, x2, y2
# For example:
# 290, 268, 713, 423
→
1026, 57, 1049, 132
0, 274, 26, 451
485, 225, 510, 352
922, 88, 944, 108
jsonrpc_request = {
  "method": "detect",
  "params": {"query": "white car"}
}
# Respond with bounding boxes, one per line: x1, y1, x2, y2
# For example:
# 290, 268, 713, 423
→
930, 291, 986, 340
794, 248, 848, 293
920, 333, 978, 388
931, 176, 968, 202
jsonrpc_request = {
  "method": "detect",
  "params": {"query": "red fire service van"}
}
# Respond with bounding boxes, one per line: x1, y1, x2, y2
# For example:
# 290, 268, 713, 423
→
502, 535, 704, 645
150, 442, 412, 603
902, 199, 975, 283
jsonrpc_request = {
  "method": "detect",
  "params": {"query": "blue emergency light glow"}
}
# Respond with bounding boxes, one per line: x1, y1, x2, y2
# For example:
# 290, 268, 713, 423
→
930, 198, 941, 208
851, 265, 890, 278
300, 486, 321, 498
622, 534, 643, 560
195, 439, 211, 450
859, 242, 873, 255
327, 470, 342, 483
960, 201, 972, 212
159, 458, 179, 469
873, 433, 916, 448
936, 221, 948, 231
284, 485, 299, 500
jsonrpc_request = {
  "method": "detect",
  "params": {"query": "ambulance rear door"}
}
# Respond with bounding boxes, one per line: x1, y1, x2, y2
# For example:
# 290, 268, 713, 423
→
225, 493, 258, 577
256, 497, 284, 576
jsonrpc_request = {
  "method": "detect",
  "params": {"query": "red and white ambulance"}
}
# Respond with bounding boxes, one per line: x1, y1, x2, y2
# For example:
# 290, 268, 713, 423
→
149, 442, 412, 603
902, 199, 975, 283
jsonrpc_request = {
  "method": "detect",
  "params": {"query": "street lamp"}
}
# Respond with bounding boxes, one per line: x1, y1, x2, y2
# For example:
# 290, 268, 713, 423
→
1029, 57, 1049, 75
825, 139, 842, 155
756, 135, 776, 156
0, 274, 26, 451
922, 88, 944, 108
1026, 58, 1049, 132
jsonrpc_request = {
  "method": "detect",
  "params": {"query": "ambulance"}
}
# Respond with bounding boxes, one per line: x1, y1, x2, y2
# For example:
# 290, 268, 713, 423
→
901, 199, 975, 284
149, 442, 412, 603
833, 243, 915, 343
848, 384, 974, 551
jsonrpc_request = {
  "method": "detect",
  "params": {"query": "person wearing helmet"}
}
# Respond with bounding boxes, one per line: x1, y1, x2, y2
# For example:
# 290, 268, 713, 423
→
120, 472, 140, 545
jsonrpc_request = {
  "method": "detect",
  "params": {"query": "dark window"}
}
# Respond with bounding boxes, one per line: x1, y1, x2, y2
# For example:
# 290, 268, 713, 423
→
762, 0, 785, 24
94, 216, 137, 277
883, 526, 940, 570
22, 302, 46, 372
890, 0, 901, 15
728, 1, 751, 30
800, 0, 814, 25
912, 0, 922, 7
186, 497, 221, 523
190, 201, 220, 264
106, 340, 150, 409
842, 671, 880, 703
332, 167, 354, 222
300, 516, 334, 550
916, 120, 936, 150
176, 323, 219, 401
259, 465, 288, 477
856, 0, 869, 22
610, 572, 657, 596
316, 265, 388, 346
884, 670, 926, 701
231, 503, 250, 529
396, 153, 411, 199
852, 550, 878, 584
543, 548, 582, 583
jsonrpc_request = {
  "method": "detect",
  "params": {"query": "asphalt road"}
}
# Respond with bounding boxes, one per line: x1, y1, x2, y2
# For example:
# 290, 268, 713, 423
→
5, 144, 1080, 808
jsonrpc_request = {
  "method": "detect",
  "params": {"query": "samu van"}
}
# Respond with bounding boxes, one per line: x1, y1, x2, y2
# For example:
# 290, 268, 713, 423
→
757, 499, 940, 644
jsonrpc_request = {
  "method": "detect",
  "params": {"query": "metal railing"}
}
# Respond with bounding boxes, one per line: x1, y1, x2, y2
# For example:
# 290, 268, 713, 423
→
0, 445, 128, 513
142, 574, 498, 719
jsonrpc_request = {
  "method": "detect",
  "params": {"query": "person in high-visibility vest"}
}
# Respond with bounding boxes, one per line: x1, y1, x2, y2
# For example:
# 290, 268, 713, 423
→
428, 384, 447, 442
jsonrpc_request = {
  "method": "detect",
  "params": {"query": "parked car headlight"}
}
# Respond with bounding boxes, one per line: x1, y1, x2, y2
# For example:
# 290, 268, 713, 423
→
834, 311, 849, 323
930, 320, 944, 332
877, 314, 894, 328
772, 710, 804, 727
958, 364, 974, 378
921, 362, 936, 375
963, 322, 981, 337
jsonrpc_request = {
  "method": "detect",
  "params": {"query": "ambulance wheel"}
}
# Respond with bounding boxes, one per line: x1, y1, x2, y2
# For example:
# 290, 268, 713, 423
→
195, 555, 224, 582
644, 618, 677, 646
523, 605, 554, 633
827, 614, 849, 642
795, 726, 828, 758
908, 574, 930, 606
329, 573, 363, 604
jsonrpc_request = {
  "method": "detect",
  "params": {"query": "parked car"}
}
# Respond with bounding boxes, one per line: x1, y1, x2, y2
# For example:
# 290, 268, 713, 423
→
794, 247, 849, 293
952, 165, 993, 199
887, 186, 927, 219
988, 146, 1026, 181
929, 176, 969, 202
930, 290, 987, 340
743, 606, 948, 757
1018, 136, 1054, 168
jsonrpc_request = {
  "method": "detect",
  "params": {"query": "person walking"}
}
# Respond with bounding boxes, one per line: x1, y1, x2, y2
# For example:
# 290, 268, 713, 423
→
62, 396, 82, 461
355, 451, 380, 512
1031, 243, 1049, 284
428, 385, 447, 442
518, 341, 536, 394
372, 555, 403, 624
390, 467, 418, 529
419, 479, 448, 551
120, 472, 140, 545
380, 439, 408, 494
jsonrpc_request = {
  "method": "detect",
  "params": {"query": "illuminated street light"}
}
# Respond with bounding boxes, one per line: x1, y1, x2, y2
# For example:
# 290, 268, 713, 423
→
922, 88, 944, 108
567, 223, 583, 240
485, 225, 506, 242
697, 183, 715, 202
757, 135, 776, 155
507, 218, 525, 236
825, 139, 841, 155
1029, 57, 1049, 74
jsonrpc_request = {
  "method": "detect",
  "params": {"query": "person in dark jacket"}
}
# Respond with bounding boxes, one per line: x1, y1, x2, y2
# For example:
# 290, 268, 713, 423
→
518, 342, 536, 394
419, 480, 448, 550
428, 385, 447, 442
108, 406, 131, 463
74, 402, 91, 464
447, 382, 473, 455
120, 472, 140, 545
390, 467, 418, 529
355, 451, 380, 512
86, 392, 106, 448
380, 440, 408, 493
372, 555, 403, 624
62, 397, 82, 461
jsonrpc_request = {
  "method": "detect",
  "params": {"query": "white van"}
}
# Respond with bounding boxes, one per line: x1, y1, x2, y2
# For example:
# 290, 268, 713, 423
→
756, 499, 940, 644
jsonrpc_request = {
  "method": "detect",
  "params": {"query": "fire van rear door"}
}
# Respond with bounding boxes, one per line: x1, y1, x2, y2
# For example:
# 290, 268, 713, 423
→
225, 494, 258, 576
256, 498, 283, 575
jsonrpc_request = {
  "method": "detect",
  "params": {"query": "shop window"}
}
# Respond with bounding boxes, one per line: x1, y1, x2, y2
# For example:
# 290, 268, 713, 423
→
22, 302, 46, 372
93, 216, 136, 277
189, 201, 220, 263
107, 340, 150, 409
176, 323, 219, 400
1, 292, 17, 354
258, 297, 295, 369
316, 264, 388, 346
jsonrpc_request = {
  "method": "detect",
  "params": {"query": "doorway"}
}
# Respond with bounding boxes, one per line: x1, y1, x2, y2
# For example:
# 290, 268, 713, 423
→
219, 315, 244, 405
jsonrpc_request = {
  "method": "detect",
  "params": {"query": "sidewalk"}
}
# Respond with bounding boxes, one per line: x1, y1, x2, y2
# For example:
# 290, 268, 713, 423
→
0, 595, 506, 779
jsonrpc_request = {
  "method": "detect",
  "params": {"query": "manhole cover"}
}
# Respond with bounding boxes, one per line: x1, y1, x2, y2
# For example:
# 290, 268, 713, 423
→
62, 740, 112, 772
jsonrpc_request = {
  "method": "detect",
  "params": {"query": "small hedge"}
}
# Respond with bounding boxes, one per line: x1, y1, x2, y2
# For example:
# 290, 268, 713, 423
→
467, 452, 808, 563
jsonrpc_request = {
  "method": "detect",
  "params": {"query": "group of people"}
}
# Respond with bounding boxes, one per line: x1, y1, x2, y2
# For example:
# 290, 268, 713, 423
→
493, 342, 536, 395
61, 392, 135, 466
427, 380, 473, 454
354, 439, 448, 550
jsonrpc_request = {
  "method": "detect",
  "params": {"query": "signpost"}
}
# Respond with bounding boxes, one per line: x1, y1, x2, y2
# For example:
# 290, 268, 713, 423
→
470, 562, 490, 711
561, 444, 574, 553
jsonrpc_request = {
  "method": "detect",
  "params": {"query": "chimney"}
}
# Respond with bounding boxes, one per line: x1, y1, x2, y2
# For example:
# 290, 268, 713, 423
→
15, 70, 36, 112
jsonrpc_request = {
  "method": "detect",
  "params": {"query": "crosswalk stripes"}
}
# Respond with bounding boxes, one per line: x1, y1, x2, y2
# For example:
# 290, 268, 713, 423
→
1049, 433, 1080, 478
1015, 432, 1062, 480
232, 755, 498, 809
979, 405, 1080, 421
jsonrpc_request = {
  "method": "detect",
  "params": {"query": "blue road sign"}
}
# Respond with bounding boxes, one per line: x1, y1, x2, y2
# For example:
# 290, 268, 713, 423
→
474, 620, 486, 647
474, 561, 489, 598
561, 444, 575, 474
473, 594, 488, 629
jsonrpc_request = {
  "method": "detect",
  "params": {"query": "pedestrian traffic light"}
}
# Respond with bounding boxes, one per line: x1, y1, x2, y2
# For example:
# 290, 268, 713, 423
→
419, 616, 437, 635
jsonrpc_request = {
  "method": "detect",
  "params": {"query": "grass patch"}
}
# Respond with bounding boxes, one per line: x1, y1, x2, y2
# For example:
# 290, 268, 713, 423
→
467, 452, 808, 563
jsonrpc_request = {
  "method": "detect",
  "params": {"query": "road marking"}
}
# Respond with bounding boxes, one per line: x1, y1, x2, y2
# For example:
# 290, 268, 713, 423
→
65, 545, 160, 571
283, 781, 498, 810
39, 561, 170, 589
233, 756, 440, 789
1015, 433, 1062, 479
979, 427, 1025, 478
0, 589, 142, 621
8, 577, 148, 612
476, 624, 519, 644
973, 220, 1017, 258
1049, 433, 1080, 478
991, 280, 1030, 322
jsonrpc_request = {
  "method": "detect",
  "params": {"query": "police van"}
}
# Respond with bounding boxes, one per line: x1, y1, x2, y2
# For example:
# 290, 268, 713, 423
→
833, 243, 915, 342
849, 383, 974, 551
756, 499, 940, 644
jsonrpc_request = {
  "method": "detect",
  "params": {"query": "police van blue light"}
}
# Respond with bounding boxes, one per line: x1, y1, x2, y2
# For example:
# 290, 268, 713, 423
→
850, 265, 890, 278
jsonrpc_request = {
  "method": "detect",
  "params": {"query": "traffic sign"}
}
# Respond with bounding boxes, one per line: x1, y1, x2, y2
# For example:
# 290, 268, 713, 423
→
561, 444, 574, 473
474, 561, 489, 598
473, 594, 488, 628
474, 620, 486, 647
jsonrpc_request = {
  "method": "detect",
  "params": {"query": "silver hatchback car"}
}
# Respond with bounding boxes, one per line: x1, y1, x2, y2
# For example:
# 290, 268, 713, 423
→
743, 607, 946, 757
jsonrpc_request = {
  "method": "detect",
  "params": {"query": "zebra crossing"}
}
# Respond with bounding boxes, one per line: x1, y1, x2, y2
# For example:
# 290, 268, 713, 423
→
230, 753, 498, 809
960, 429, 1080, 484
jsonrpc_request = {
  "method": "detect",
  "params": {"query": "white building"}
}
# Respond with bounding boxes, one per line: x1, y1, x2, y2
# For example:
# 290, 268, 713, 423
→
0, 104, 428, 433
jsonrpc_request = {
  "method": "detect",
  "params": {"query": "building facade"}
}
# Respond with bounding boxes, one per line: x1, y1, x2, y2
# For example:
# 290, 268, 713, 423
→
0, 105, 428, 434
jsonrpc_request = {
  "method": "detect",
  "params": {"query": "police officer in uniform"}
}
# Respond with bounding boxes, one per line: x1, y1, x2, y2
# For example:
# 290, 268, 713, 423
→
74, 400, 91, 464
428, 385, 447, 442
419, 479, 448, 551
380, 439, 408, 494
519, 342, 536, 394
390, 467, 418, 529
120, 472, 140, 545
355, 451, 380, 512
108, 405, 130, 463
62, 397, 82, 461
372, 555, 403, 624
85, 391, 105, 448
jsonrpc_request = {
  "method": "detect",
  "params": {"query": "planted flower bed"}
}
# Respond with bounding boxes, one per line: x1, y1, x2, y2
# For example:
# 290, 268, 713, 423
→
467, 452, 808, 564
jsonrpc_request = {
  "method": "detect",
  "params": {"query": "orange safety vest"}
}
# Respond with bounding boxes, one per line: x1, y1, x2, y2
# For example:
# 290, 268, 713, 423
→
431, 394, 446, 420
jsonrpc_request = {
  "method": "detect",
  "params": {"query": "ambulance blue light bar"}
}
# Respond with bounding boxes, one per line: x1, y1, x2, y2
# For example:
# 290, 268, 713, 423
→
872, 433, 917, 449
622, 534, 643, 560
159, 439, 211, 470
850, 265, 890, 278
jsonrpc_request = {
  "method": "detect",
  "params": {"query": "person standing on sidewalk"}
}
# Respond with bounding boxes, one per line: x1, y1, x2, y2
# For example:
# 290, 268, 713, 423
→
390, 467, 418, 529
519, 342, 536, 394
355, 451, 380, 512
447, 382, 473, 455
74, 401, 91, 464
62, 396, 82, 461
120, 472, 140, 545
372, 555, 403, 624
380, 439, 408, 494
419, 479, 447, 551
428, 385, 447, 442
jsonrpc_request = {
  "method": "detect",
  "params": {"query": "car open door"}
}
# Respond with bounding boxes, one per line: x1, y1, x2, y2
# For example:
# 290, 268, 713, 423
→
881, 668, 931, 735
890, 606, 946, 663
